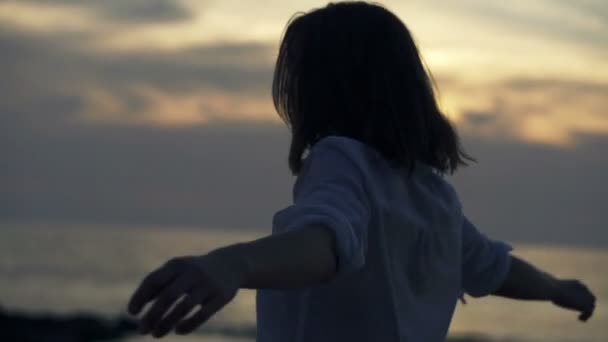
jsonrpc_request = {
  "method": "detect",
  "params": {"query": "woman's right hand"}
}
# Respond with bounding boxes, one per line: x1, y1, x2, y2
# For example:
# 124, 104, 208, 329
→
551, 279, 596, 321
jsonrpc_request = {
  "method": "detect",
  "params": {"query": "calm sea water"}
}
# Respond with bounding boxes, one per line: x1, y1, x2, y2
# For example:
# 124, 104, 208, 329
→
0, 221, 606, 342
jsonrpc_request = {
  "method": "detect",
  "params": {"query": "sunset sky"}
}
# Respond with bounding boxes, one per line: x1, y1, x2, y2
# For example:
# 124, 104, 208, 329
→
1, 0, 607, 245
2, 0, 607, 143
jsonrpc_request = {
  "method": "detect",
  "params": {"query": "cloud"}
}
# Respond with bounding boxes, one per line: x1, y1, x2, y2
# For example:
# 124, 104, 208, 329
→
556, 0, 608, 26
461, 111, 498, 126
0, 25, 276, 126
2, 18, 606, 141
2, 7, 607, 142
0, 23, 274, 91
13, 0, 194, 23
503, 78, 608, 95
420, 0, 608, 50
439, 76, 608, 146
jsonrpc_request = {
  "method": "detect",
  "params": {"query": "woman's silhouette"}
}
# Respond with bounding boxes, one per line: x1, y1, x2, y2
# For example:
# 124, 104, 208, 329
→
126, 2, 596, 340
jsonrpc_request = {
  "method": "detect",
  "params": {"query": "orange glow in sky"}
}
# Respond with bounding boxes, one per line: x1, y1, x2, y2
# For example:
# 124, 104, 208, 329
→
0, 0, 606, 146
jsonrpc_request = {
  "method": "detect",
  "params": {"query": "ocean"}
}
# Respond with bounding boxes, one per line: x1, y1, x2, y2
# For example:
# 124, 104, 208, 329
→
0, 221, 606, 342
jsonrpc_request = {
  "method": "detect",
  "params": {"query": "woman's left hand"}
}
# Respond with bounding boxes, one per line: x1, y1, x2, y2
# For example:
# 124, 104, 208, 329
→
126, 248, 247, 338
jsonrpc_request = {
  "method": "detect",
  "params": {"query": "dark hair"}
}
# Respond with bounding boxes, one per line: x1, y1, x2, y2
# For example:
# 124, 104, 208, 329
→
273, 1, 473, 175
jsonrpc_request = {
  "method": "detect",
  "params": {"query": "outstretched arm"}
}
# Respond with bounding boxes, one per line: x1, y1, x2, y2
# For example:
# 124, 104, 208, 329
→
492, 255, 596, 321
126, 138, 372, 338
126, 225, 338, 338
460, 215, 596, 322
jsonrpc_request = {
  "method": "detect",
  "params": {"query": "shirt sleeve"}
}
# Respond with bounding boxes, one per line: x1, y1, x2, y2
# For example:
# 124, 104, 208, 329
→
271, 138, 371, 276
461, 216, 513, 297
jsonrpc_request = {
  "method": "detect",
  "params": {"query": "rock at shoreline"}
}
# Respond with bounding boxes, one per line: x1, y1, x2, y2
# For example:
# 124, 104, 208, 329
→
0, 307, 137, 342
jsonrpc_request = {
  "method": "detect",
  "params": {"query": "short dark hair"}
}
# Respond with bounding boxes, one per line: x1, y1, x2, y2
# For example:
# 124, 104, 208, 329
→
273, 1, 473, 175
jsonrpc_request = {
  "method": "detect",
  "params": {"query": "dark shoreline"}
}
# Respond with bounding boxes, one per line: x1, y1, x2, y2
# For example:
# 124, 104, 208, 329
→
0, 308, 508, 342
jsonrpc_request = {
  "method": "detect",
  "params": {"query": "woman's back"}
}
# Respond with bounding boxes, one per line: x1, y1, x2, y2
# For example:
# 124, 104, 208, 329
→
256, 136, 512, 342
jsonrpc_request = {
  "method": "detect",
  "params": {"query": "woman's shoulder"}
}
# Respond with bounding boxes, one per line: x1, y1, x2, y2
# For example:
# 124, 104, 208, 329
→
309, 135, 382, 165
296, 135, 380, 188
292, 135, 374, 201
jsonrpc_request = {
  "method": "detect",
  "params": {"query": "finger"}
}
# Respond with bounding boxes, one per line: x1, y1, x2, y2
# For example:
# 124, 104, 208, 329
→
151, 290, 212, 338
128, 264, 178, 315
139, 274, 193, 334
175, 296, 226, 335
579, 303, 595, 322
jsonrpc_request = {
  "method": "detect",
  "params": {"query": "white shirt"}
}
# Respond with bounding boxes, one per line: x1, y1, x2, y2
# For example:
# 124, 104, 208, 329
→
256, 136, 512, 342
